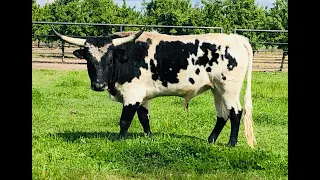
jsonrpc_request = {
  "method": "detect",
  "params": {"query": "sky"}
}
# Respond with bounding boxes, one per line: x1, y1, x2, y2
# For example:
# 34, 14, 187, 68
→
36, 0, 276, 10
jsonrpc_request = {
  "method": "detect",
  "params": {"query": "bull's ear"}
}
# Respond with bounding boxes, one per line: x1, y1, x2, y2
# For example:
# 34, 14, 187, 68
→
73, 49, 85, 59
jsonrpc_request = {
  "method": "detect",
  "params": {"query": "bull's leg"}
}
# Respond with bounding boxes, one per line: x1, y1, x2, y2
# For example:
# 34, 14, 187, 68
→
208, 116, 227, 143
118, 103, 140, 140
222, 85, 243, 147
137, 101, 152, 137
227, 107, 242, 146
208, 89, 228, 143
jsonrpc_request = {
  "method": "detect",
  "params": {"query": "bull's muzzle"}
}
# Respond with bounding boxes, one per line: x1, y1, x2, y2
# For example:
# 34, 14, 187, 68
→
91, 82, 107, 91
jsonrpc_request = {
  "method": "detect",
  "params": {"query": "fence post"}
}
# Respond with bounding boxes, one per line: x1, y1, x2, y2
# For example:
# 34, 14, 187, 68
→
38, 39, 40, 48
61, 41, 65, 62
279, 51, 287, 71
120, 25, 123, 32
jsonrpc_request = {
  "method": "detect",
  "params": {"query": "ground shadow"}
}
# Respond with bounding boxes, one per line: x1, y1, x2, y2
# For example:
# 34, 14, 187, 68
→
53, 131, 206, 143
49, 131, 280, 176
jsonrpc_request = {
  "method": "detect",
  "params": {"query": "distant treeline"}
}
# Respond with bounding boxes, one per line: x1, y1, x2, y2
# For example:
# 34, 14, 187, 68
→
32, 0, 288, 50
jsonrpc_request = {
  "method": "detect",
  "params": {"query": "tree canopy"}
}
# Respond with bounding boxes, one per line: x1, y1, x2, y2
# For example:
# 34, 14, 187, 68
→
32, 0, 288, 50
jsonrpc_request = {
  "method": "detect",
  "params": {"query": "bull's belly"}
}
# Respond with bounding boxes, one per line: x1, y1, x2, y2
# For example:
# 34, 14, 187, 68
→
110, 67, 213, 105
145, 82, 213, 102
144, 67, 213, 102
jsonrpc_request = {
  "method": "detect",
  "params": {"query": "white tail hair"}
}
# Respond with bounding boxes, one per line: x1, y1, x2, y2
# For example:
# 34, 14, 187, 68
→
232, 34, 256, 148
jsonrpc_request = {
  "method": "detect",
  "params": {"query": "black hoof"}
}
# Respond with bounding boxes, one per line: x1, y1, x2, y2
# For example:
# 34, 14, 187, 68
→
208, 136, 215, 144
145, 132, 152, 138
117, 135, 124, 141
226, 138, 237, 147
117, 132, 128, 141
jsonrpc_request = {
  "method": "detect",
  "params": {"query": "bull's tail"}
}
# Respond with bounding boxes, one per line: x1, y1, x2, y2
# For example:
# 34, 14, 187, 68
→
241, 36, 257, 148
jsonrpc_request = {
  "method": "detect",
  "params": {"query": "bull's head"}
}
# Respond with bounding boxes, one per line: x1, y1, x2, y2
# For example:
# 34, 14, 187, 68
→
51, 26, 145, 91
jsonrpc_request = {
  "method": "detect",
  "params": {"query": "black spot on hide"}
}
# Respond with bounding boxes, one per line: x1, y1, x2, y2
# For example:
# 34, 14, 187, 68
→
189, 78, 195, 84
225, 46, 238, 70
221, 73, 226, 80
105, 40, 150, 94
195, 68, 200, 75
146, 38, 152, 45
151, 40, 200, 87
195, 43, 220, 66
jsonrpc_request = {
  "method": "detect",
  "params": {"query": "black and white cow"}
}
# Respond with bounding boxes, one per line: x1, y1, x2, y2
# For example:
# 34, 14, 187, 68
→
52, 26, 256, 147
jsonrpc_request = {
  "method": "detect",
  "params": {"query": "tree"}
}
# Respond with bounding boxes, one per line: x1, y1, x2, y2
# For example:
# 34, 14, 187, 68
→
32, 0, 49, 41
32, 0, 41, 22
115, 0, 144, 31
264, 0, 288, 51
200, 0, 226, 30
55, 0, 77, 5
31, 0, 288, 51
142, 0, 194, 34
201, 0, 268, 49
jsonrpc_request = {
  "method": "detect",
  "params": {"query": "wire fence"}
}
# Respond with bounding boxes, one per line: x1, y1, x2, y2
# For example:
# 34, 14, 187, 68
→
233, 28, 288, 71
32, 22, 288, 72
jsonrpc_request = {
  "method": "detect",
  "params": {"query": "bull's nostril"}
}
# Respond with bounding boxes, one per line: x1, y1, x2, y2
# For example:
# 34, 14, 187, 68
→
95, 83, 102, 88
92, 82, 106, 91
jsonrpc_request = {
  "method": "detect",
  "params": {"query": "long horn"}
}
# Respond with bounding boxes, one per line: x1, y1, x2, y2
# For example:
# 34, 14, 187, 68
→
51, 25, 86, 46
112, 25, 146, 46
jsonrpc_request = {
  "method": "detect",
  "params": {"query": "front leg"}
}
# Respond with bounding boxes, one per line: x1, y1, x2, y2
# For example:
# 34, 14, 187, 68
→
137, 101, 152, 137
118, 102, 140, 140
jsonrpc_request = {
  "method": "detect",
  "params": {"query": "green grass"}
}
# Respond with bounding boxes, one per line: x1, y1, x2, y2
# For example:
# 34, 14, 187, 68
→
32, 70, 288, 180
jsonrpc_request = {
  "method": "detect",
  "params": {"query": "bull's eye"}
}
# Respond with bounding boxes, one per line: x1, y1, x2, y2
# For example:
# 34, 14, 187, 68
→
105, 52, 113, 65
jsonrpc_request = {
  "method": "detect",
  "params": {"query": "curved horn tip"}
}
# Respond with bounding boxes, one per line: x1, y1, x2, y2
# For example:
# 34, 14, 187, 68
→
112, 26, 146, 46
50, 25, 56, 32
141, 25, 147, 32
134, 25, 146, 38
49, 26, 86, 46
50, 25, 62, 37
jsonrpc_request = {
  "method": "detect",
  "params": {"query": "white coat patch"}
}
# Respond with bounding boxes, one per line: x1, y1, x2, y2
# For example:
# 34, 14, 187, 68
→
87, 44, 109, 62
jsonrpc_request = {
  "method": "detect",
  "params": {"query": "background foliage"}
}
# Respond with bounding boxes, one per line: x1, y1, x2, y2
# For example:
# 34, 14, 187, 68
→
32, 0, 288, 50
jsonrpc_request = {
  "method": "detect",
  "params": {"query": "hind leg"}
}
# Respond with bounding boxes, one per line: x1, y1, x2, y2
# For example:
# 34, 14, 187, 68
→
208, 86, 243, 146
221, 86, 243, 146
227, 106, 242, 146
208, 89, 228, 143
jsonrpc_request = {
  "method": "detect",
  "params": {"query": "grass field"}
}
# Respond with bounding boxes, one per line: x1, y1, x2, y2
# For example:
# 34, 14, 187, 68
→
32, 69, 288, 180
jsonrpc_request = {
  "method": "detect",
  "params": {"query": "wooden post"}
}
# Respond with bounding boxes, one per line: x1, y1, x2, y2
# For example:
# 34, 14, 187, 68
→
279, 51, 287, 71
61, 41, 65, 62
